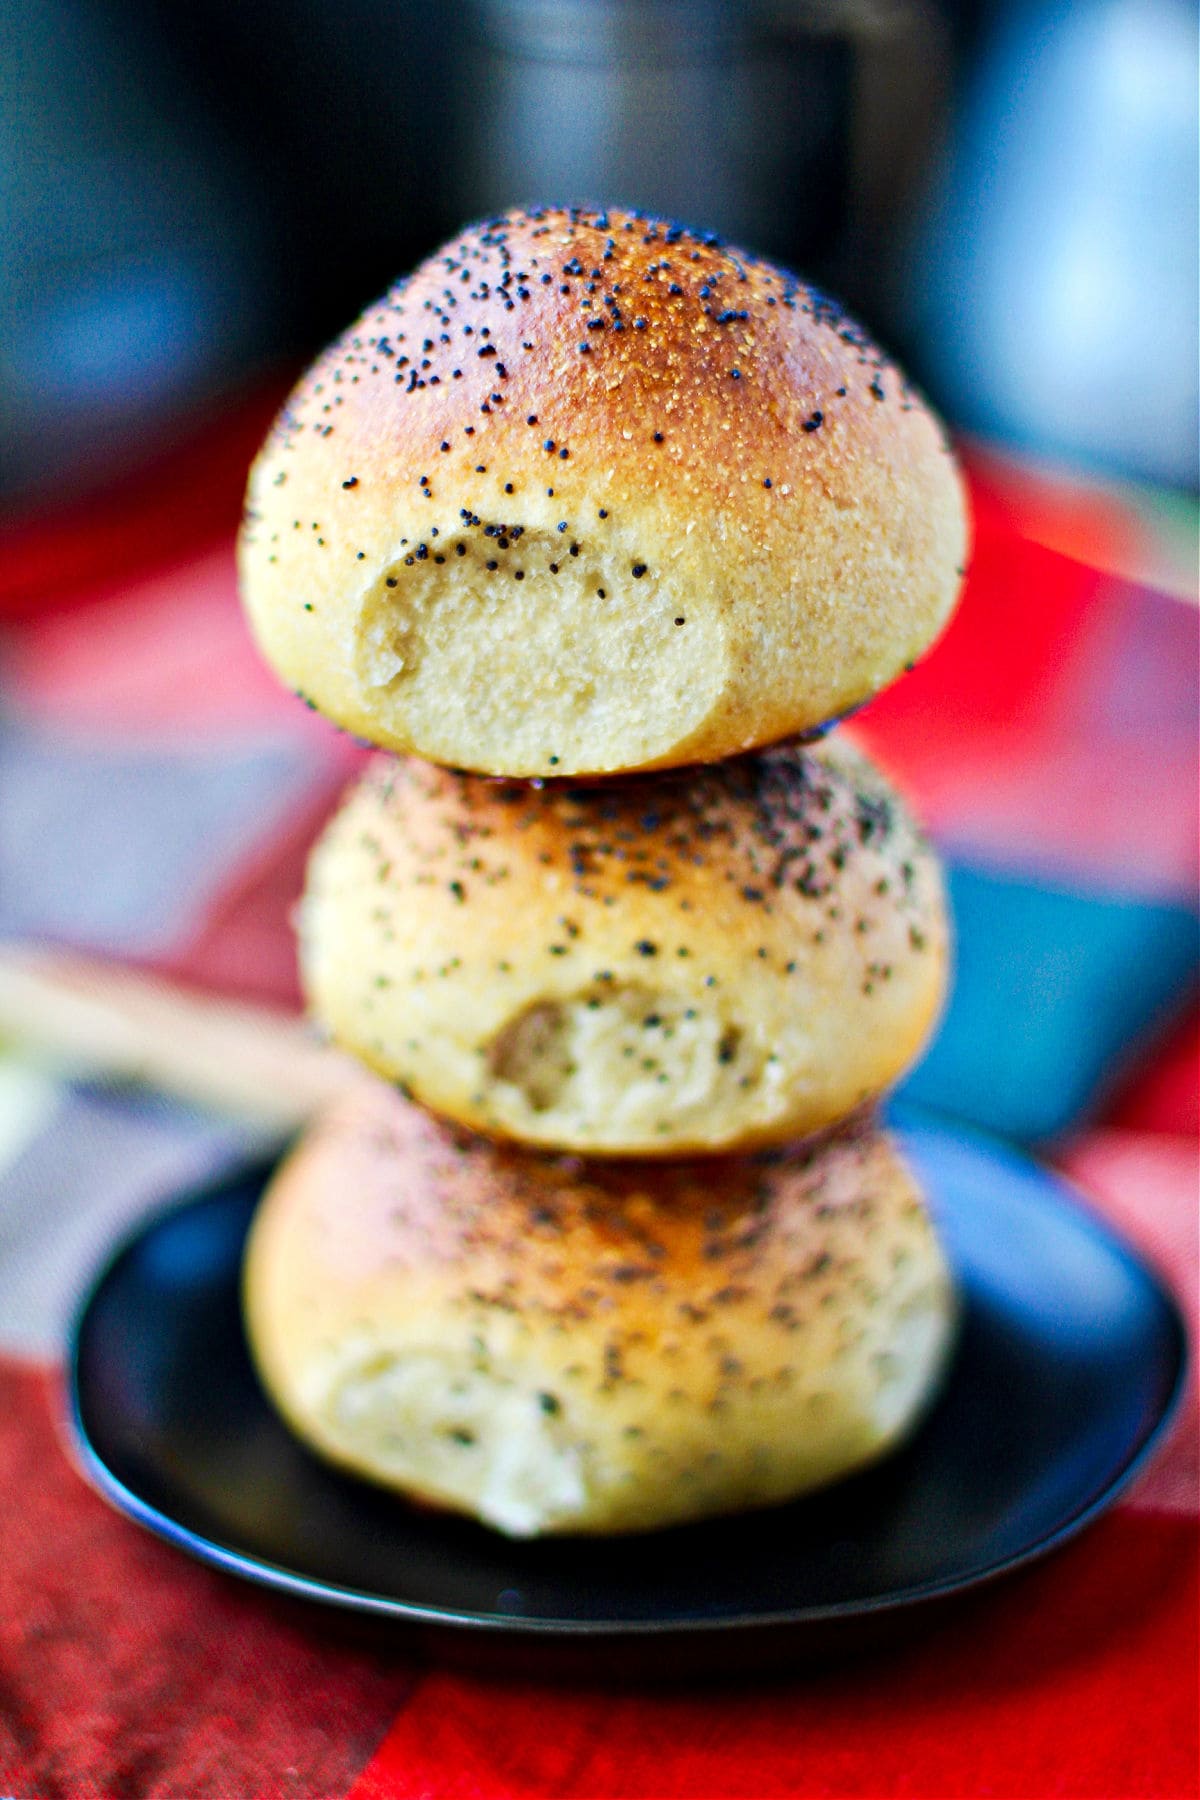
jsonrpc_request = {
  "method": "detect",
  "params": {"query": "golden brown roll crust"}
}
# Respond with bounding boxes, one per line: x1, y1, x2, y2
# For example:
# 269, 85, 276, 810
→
243, 1081, 956, 1537
239, 205, 968, 776
301, 733, 948, 1156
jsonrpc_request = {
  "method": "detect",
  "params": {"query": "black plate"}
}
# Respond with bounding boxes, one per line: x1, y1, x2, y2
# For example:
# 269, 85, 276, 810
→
68, 1113, 1187, 1677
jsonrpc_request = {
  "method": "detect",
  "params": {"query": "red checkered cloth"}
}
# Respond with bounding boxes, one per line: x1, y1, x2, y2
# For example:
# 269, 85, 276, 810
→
0, 411, 1195, 1798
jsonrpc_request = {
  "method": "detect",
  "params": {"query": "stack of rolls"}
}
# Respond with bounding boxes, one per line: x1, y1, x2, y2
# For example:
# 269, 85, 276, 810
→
238, 206, 969, 1538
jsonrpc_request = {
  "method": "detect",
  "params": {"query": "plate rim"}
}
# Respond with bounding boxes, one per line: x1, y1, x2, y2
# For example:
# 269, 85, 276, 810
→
64, 1111, 1191, 1639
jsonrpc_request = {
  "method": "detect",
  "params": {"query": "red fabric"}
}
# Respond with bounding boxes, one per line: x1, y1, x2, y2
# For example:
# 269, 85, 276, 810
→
348, 1516, 1198, 1800
854, 516, 1199, 896
963, 443, 1143, 576
1054, 1133, 1198, 1521
0, 1366, 409, 1800
0, 386, 287, 621
6, 542, 326, 739
1104, 1012, 1200, 1140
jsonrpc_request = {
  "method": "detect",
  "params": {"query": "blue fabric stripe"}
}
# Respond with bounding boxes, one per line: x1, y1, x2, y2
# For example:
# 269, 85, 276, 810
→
899, 860, 1199, 1142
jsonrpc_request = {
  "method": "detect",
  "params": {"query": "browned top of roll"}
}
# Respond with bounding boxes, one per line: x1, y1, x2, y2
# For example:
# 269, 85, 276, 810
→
258, 204, 952, 514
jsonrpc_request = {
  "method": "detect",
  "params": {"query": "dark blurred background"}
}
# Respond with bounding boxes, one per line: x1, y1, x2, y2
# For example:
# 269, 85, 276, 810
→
2, 0, 1197, 509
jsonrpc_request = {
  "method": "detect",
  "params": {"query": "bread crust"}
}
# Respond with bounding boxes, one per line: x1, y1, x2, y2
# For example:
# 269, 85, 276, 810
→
240, 206, 968, 776
301, 733, 948, 1155
243, 1080, 955, 1536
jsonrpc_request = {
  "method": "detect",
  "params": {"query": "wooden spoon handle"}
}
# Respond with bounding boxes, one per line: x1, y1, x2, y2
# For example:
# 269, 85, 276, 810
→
0, 943, 364, 1131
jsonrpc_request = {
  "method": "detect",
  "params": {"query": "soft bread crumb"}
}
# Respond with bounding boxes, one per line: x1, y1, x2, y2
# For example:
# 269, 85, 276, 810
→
328, 1352, 588, 1537
353, 537, 727, 772
486, 988, 768, 1132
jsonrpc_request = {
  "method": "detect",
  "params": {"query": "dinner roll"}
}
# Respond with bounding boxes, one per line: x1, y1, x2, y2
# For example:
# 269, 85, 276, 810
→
243, 1081, 955, 1537
301, 734, 948, 1157
239, 205, 967, 776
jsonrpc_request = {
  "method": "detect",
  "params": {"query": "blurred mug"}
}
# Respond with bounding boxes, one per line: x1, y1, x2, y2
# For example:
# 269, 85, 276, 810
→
455, 0, 951, 284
